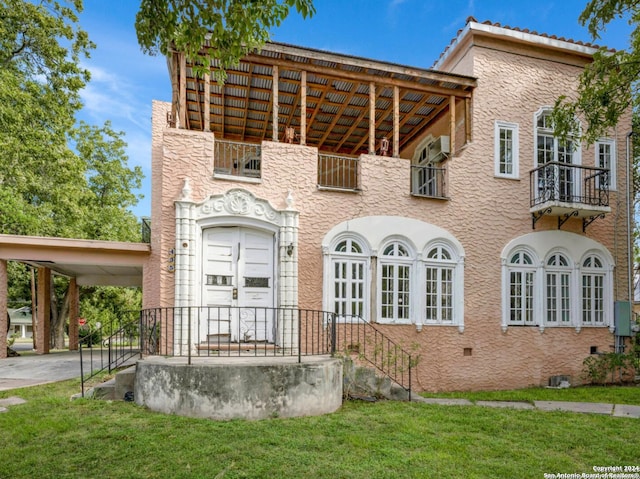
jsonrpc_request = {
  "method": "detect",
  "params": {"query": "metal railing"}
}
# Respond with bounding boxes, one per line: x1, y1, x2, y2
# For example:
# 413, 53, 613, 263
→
214, 139, 261, 178
139, 306, 412, 396
530, 162, 610, 207
318, 154, 359, 190
79, 311, 141, 397
411, 165, 447, 199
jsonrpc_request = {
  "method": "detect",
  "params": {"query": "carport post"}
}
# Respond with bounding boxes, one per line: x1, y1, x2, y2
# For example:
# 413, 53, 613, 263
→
68, 278, 79, 351
36, 267, 51, 355
0, 260, 7, 359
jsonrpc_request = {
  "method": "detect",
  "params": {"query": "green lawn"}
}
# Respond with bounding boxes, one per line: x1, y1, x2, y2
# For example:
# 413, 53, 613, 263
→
0, 381, 638, 479
421, 384, 640, 405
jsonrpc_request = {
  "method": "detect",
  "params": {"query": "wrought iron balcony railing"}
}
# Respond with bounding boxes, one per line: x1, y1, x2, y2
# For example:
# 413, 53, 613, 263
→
214, 139, 261, 179
411, 165, 447, 199
317, 154, 360, 190
530, 162, 609, 208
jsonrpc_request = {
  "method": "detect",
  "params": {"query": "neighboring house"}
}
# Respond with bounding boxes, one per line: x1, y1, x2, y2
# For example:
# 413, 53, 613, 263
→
145, 18, 634, 391
8, 306, 33, 339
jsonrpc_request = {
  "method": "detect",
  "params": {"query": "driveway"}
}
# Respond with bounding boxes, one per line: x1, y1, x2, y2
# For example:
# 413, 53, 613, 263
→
0, 348, 128, 391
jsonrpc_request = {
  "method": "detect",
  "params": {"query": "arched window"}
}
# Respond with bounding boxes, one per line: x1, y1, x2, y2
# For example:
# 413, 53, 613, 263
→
545, 252, 571, 325
331, 237, 367, 319
379, 241, 412, 323
425, 244, 455, 323
581, 254, 605, 325
508, 250, 535, 325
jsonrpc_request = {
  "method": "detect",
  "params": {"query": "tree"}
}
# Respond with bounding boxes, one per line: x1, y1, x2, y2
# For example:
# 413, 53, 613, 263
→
1, 0, 143, 349
552, 0, 638, 143
135, 0, 315, 80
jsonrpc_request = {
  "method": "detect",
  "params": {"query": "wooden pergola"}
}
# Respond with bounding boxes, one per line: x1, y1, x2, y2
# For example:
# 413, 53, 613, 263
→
169, 42, 477, 158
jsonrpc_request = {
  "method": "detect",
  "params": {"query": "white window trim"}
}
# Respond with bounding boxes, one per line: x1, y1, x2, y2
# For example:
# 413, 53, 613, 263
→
579, 251, 613, 330
533, 107, 582, 168
543, 251, 575, 329
595, 138, 616, 191
377, 240, 415, 325
494, 120, 519, 179
322, 233, 371, 323
420, 241, 465, 332
501, 234, 614, 333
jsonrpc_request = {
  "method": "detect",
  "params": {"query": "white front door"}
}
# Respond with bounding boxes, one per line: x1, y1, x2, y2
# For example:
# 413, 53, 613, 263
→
202, 227, 275, 342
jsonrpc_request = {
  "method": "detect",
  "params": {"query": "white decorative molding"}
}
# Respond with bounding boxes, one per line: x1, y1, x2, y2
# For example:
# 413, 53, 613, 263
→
197, 188, 280, 224
180, 178, 192, 201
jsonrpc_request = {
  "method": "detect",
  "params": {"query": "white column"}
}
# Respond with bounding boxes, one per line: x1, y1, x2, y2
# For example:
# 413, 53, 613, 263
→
174, 179, 197, 354
278, 207, 299, 352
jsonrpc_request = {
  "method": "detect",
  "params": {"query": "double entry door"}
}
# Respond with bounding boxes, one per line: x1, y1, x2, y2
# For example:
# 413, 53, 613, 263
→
202, 227, 275, 342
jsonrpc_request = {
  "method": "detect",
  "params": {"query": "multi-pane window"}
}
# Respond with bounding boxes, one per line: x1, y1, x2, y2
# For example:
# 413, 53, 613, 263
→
596, 139, 615, 190
494, 121, 519, 178
508, 251, 535, 325
535, 109, 579, 202
332, 238, 367, 319
425, 245, 454, 323
380, 242, 411, 322
545, 253, 571, 324
582, 255, 605, 325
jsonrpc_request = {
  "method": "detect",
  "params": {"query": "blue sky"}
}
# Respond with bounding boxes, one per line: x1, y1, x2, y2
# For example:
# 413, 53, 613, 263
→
76, 0, 633, 219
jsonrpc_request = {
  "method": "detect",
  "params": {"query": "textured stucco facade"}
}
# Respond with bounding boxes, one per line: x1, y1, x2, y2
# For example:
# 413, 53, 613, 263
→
147, 22, 633, 392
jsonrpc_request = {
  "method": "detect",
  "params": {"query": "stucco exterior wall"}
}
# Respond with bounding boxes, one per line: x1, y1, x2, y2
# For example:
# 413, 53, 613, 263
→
148, 34, 632, 391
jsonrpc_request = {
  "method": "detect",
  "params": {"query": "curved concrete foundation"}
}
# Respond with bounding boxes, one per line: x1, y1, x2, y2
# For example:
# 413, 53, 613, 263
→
134, 356, 343, 420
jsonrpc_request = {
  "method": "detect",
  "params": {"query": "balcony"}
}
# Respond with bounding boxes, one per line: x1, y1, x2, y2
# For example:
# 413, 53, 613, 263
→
317, 154, 359, 191
214, 140, 261, 179
410, 165, 448, 199
529, 162, 611, 229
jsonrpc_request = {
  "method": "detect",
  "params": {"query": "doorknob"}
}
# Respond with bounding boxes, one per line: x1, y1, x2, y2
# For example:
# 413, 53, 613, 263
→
232, 288, 238, 300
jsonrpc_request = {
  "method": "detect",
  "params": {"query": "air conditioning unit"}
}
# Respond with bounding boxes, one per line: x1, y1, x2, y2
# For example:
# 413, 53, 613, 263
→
428, 135, 450, 163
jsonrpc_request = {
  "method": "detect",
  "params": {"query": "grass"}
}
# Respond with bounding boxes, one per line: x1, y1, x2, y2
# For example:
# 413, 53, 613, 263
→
0, 381, 638, 479
421, 384, 640, 405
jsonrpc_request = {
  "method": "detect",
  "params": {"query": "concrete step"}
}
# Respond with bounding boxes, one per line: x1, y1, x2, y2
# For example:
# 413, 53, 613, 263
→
88, 378, 116, 400
196, 342, 278, 352
115, 365, 136, 401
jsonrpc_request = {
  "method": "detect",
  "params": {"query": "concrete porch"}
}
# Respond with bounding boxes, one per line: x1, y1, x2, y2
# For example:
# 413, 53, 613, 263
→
134, 355, 343, 421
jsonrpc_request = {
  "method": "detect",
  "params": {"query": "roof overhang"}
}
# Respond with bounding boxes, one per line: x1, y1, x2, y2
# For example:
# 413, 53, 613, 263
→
0, 235, 150, 287
434, 20, 603, 70
175, 41, 477, 156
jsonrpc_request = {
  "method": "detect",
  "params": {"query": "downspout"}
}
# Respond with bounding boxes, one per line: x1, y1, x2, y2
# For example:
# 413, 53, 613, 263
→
620, 131, 634, 352
626, 131, 634, 305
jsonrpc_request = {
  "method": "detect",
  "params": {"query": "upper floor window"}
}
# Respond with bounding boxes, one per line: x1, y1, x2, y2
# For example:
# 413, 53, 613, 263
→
494, 121, 519, 179
595, 139, 616, 190
535, 109, 580, 165
379, 242, 412, 323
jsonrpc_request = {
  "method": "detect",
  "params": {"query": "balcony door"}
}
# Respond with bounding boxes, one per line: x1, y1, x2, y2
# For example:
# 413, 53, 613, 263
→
536, 109, 579, 203
201, 226, 275, 342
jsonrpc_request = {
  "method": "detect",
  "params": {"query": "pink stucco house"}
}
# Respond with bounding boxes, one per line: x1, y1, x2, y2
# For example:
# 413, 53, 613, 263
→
145, 18, 634, 392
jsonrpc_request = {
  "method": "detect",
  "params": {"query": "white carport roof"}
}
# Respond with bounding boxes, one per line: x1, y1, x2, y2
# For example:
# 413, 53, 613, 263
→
0, 234, 150, 287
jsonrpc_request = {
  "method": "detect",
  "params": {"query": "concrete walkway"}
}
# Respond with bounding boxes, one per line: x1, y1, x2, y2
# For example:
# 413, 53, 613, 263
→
414, 396, 640, 418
